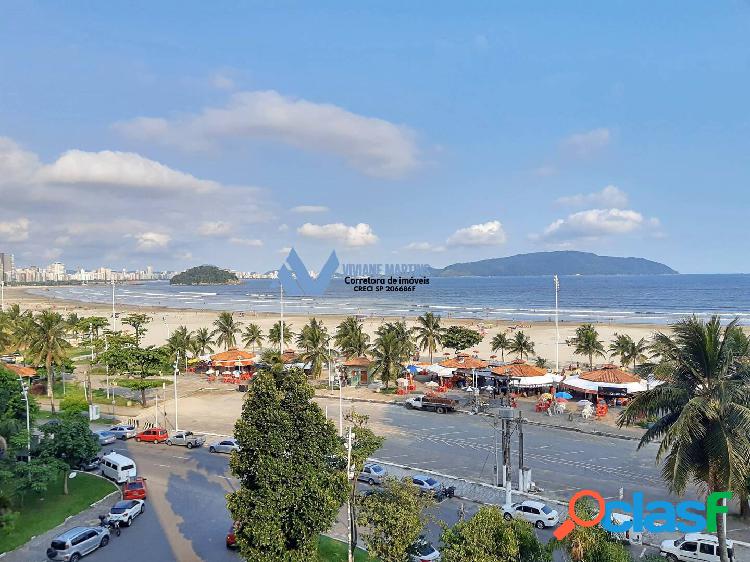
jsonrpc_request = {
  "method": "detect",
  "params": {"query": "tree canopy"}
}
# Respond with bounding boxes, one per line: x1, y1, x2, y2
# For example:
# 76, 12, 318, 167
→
169, 265, 238, 285
443, 326, 483, 353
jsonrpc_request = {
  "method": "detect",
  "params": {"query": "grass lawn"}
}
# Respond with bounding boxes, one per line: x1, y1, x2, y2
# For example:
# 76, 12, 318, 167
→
317, 535, 377, 561
0, 472, 118, 554
53, 381, 133, 408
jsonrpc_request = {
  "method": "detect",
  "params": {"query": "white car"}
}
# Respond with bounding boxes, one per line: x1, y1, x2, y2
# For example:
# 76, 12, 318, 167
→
502, 500, 559, 528
660, 533, 734, 561
408, 538, 440, 561
411, 475, 442, 494
358, 463, 387, 485
209, 439, 240, 454
107, 499, 145, 527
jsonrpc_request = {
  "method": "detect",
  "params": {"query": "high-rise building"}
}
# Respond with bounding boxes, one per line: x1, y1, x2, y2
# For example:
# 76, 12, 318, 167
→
0, 253, 14, 282
46, 261, 66, 281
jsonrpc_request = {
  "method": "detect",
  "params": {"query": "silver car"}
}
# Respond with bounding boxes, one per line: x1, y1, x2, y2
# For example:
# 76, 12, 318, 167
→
94, 430, 117, 445
47, 526, 110, 561
358, 463, 387, 485
209, 438, 240, 454
108, 425, 137, 440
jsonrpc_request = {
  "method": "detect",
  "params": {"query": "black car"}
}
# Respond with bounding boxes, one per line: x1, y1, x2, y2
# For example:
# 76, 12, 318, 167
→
78, 457, 101, 471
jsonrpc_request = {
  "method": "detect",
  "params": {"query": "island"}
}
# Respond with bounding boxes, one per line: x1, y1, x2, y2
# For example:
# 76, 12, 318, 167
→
169, 265, 239, 285
434, 251, 677, 277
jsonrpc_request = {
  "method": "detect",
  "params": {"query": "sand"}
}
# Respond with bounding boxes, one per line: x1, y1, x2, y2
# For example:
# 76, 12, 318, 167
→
3, 286, 666, 368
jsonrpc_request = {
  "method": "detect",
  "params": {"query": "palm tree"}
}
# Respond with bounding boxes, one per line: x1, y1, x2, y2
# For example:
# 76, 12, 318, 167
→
491, 333, 511, 362
26, 310, 70, 412
296, 318, 331, 378
212, 312, 242, 350
268, 321, 294, 349
414, 312, 444, 363
334, 316, 370, 358
534, 357, 547, 369
569, 324, 606, 369
619, 317, 750, 562
370, 330, 402, 389
608, 333, 648, 372
190, 327, 214, 356
509, 331, 534, 360
241, 323, 264, 352
166, 325, 192, 366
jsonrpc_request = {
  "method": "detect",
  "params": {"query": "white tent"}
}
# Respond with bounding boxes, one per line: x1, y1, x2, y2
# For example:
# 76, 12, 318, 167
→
509, 373, 562, 389
425, 364, 455, 378
562, 375, 660, 394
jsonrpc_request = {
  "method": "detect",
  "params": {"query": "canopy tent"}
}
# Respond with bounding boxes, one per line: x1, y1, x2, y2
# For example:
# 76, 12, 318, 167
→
490, 360, 561, 388
425, 364, 455, 378
561, 365, 660, 395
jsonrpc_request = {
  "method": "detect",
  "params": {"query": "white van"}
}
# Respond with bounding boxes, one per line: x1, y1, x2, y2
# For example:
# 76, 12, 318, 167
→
605, 512, 642, 545
100, 452, 137, 484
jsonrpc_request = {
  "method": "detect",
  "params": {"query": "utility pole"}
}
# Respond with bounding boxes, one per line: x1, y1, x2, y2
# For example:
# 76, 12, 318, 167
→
494, 411, 500, 487
111, 278, 116, 331
173, 353, 179, 431
518, 411, 525, 492
554, 275, 560, 373
155, 391, 159, 427
339, 370, 344, 437
346, 426, 355, 562
104, 335, 110, 399
89, 323, 94, 363
19, 376, 30, 462
503, 417, 512, 505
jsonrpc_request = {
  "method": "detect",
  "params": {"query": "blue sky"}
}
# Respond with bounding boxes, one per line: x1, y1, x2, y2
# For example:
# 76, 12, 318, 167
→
1, 2, 749, 273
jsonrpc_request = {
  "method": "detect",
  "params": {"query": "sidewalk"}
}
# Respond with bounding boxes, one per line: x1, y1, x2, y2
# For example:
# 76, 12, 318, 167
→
0, 486, 120, 562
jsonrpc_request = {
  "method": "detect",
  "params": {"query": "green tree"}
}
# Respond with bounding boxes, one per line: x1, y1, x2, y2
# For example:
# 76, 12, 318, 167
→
414, 312, 444, 363
118, 346, 169, 407
334, 316, 370, 358
569, 324, 606, 369
440, 506, 550, 562
296, 318, 331, 378
26, 310, 70, 412
122, 313, 152, 347
443, 326, 483, 354
609, 333, 648, 372
78, 316, 109, 340
0, 364, 39, 443
165, 325, 192, 366
227, 368, 348, 561
491, 332, 511, 362
534, 357, 547, 369
39, 411, 99, 494
268, 321, 294, 349
371, 323, 414, 389
357, 477, 434, 562
212, 312, 242, 350
241, 323, 264, 352
509, 331, 535, 360
190, 327, 215, 356
618, 316, 750, 562
553, 499, 631, 562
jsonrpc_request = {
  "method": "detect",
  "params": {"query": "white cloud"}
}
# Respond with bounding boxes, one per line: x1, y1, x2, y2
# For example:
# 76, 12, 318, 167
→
403, 241, 445, 252
277, 224, 289, 232
134, 231, 171, 251
211, 73, 235, 91
447, 221, 507, 247
36, 150, 219, 193
0, 138, 40, 185
278, 246, 292, 255
557, 185, 628, 208
114, 90, 420, 178
198, 221, 231, 237
298, 222, 378, 247
561, 128, 611, 157
291, 205, 329, 213
535, 208, 660, 241
229, 237, 263, 247
0, 218, 30, 242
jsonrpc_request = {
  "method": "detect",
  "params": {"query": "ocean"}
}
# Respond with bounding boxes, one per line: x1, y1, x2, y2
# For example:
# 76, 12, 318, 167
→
28, 274, 750, 325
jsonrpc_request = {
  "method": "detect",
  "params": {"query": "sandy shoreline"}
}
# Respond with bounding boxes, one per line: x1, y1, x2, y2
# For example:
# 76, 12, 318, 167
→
4, 286, 668, 367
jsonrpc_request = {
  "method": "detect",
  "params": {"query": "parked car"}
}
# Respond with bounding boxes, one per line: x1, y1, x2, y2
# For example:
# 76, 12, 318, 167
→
226, 522, 239, 549
209, 439, 240, 454
46, 526, 110, 562
107, 499, 145, 527
408, 537, 441, 562
108, 425, 137, 440
122, 476, 148, 501
78, 456, 101, 471
660, 533, 734, 561
502, 500, 559, 529
410, 475, 442, 494
135, 427, 169, 443
358, 463, 387, 485
94, 430, 116, 446
166, 430, 206, 449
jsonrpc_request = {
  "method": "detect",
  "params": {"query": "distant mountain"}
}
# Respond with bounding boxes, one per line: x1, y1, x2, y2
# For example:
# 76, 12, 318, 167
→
170, 265, 239, 285
434, 251, 677, 277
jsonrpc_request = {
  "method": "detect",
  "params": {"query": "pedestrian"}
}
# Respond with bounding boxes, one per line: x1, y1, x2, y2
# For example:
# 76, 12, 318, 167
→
457, 502, 465, 522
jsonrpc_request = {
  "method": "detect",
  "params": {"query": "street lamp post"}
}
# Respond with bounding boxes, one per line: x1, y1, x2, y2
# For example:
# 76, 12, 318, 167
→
19, 376, 31, 462
111, 278, 116, 331
173, 353, 179, 432
554, 275, 560, 373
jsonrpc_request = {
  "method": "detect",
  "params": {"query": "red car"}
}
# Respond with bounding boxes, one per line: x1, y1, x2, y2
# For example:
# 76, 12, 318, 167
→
123, 476, 147, 500
226, 522, 239, 549
135, 428, 168, 443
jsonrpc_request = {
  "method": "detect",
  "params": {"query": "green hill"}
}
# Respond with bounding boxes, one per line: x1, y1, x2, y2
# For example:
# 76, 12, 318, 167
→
169, 265, 239, 285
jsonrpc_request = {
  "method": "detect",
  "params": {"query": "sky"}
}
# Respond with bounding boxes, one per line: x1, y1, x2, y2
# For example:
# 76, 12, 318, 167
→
1, 2, 749, 274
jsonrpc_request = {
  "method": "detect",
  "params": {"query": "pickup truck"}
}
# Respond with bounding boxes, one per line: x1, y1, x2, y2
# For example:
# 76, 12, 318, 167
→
165, 431, 206, 449
404, 395, 458, 414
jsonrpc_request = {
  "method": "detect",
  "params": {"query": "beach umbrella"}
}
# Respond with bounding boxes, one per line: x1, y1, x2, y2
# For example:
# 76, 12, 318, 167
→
555, 391, 573, 399
424, 381, 439, 388
407, 365, 418, 374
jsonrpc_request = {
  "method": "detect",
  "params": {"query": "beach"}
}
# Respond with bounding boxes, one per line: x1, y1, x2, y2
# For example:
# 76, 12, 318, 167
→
4, 286, 665, 366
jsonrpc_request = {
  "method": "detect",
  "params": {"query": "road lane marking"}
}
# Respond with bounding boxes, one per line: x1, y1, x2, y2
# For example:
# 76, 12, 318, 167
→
156, 464, 171, 468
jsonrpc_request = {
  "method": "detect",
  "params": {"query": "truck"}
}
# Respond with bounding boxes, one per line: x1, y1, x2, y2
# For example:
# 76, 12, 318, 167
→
165, 430, 206, 449
404, 394, 458, 414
